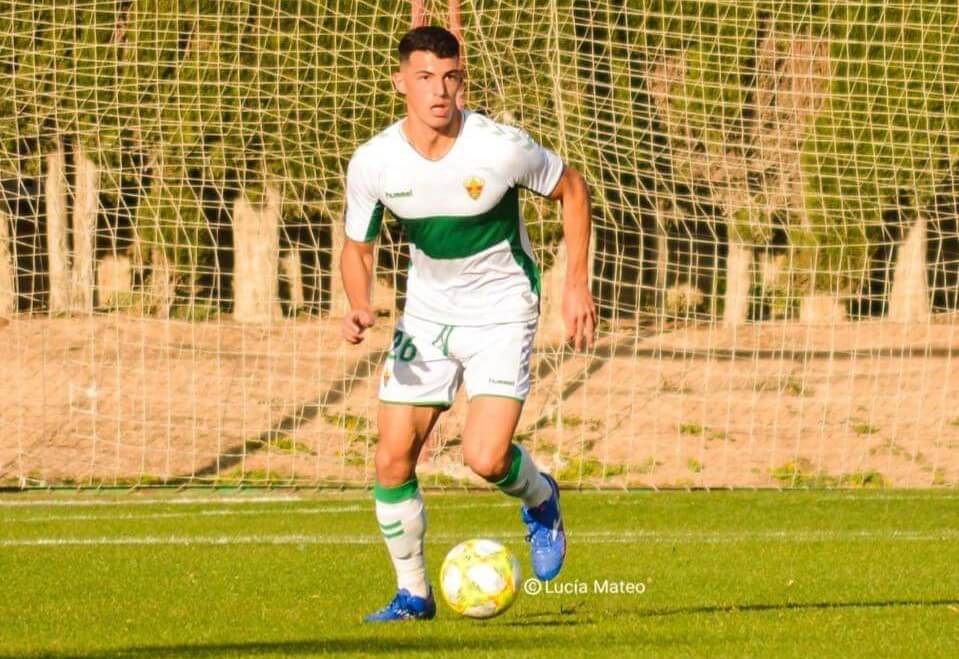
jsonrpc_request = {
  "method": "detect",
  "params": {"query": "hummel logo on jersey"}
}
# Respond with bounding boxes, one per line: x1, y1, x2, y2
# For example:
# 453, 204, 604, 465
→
489, 377, 515, 386
464, 176, 484, 200
385, 189, 413, 199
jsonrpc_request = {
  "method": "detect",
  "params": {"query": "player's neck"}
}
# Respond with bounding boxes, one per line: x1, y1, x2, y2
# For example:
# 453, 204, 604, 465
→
401, 110, 463, 161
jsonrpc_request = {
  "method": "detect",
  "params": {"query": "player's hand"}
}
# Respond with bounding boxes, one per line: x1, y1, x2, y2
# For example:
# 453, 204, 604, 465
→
562, 280, 597, 351
342, 307, 375, 344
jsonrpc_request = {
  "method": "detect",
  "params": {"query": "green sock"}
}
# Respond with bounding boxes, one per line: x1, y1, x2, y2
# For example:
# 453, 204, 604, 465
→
489, 444, 551, 508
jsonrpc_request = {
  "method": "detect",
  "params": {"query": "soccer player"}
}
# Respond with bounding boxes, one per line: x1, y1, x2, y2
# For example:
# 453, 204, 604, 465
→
340, 25, 596, 622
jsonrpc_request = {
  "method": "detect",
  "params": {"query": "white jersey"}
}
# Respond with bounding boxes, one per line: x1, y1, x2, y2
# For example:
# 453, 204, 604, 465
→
344, 109, 564, 325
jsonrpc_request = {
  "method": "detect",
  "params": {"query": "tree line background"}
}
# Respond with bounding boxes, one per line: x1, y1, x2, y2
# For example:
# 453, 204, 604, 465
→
0, 0, 957, 325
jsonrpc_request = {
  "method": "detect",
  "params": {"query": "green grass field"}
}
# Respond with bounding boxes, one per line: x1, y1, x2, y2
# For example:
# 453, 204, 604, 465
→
1, 489, 957, 658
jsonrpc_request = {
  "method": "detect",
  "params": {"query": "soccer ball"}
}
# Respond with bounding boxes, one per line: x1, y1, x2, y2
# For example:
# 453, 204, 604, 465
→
439, 538, 522, 618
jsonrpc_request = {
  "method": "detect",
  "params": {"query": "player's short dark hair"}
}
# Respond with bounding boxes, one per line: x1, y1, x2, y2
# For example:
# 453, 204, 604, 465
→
398, 26, 460, 62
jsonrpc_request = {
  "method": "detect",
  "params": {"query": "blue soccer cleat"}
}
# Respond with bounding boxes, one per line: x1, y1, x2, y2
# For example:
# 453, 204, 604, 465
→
363, 588, 436, 622
521, 472, 566, 581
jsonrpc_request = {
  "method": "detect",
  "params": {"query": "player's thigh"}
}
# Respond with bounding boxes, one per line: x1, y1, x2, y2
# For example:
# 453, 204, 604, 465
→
461, 396, 524, 479
375, 314, 462, 484
377, 402, 445, 452
375, 402, 445, 485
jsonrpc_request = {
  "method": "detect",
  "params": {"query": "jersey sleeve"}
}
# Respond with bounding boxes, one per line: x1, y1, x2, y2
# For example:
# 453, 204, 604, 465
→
344, 150, 385, 243
509, 129, 565, 197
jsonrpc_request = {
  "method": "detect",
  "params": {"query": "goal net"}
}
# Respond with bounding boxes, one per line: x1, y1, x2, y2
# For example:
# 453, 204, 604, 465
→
1, 0, 957, 489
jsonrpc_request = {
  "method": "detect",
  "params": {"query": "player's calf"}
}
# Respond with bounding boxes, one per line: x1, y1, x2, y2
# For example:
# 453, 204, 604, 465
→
482, 443, 567, 581
482, 443, 552, 508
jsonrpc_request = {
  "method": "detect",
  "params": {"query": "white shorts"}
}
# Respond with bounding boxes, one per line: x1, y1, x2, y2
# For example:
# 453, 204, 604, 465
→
379, 313, 538, 408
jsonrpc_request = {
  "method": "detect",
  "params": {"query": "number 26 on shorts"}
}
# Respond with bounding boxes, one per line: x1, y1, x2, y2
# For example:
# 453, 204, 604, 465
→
390, 329, 418, 363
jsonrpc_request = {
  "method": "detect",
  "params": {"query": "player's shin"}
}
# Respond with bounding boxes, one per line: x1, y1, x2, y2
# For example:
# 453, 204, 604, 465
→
374, 477, 430, 598
488, 443, 551, 508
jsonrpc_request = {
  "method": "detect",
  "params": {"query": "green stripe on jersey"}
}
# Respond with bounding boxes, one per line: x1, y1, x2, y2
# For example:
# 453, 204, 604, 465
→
393, 188, 540, 296
363, 202, 385, 242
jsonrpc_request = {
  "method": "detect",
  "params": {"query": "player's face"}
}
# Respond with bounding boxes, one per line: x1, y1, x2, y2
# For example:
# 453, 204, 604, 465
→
394, 50, 464, 131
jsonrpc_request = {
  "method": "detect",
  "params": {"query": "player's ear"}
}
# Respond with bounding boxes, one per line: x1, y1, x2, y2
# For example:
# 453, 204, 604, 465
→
391, 69, 407, 96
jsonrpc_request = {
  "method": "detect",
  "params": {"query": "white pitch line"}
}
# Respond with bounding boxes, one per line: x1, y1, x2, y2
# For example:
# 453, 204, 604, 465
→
4, 490, 958, 509
0, 494, 518, 509
2, 529, 957, 547
6, 506, 365, 523
1, 501, 516, 523
0, 495, 306, 508
1, 491, 956, 511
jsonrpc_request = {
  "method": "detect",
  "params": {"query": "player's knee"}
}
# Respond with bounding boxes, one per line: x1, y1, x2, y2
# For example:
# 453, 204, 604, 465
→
464, 446, 511, 482
374, 447, 415, 485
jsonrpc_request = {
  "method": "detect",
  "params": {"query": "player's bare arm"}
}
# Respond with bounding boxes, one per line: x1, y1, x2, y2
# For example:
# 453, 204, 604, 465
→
340, 238, 375, 344
549, 165, 597, 351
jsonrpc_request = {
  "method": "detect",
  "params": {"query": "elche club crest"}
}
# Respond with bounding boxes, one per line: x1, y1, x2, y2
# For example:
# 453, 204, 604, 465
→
463, 176, 484, 200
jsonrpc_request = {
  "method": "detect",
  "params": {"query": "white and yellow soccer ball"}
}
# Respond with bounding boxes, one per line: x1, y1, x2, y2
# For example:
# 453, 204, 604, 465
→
439, 538, 522, 619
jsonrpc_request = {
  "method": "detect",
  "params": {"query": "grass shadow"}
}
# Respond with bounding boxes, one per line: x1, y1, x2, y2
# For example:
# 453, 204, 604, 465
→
4, 632, 564, 658
624, 597, 959, 619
